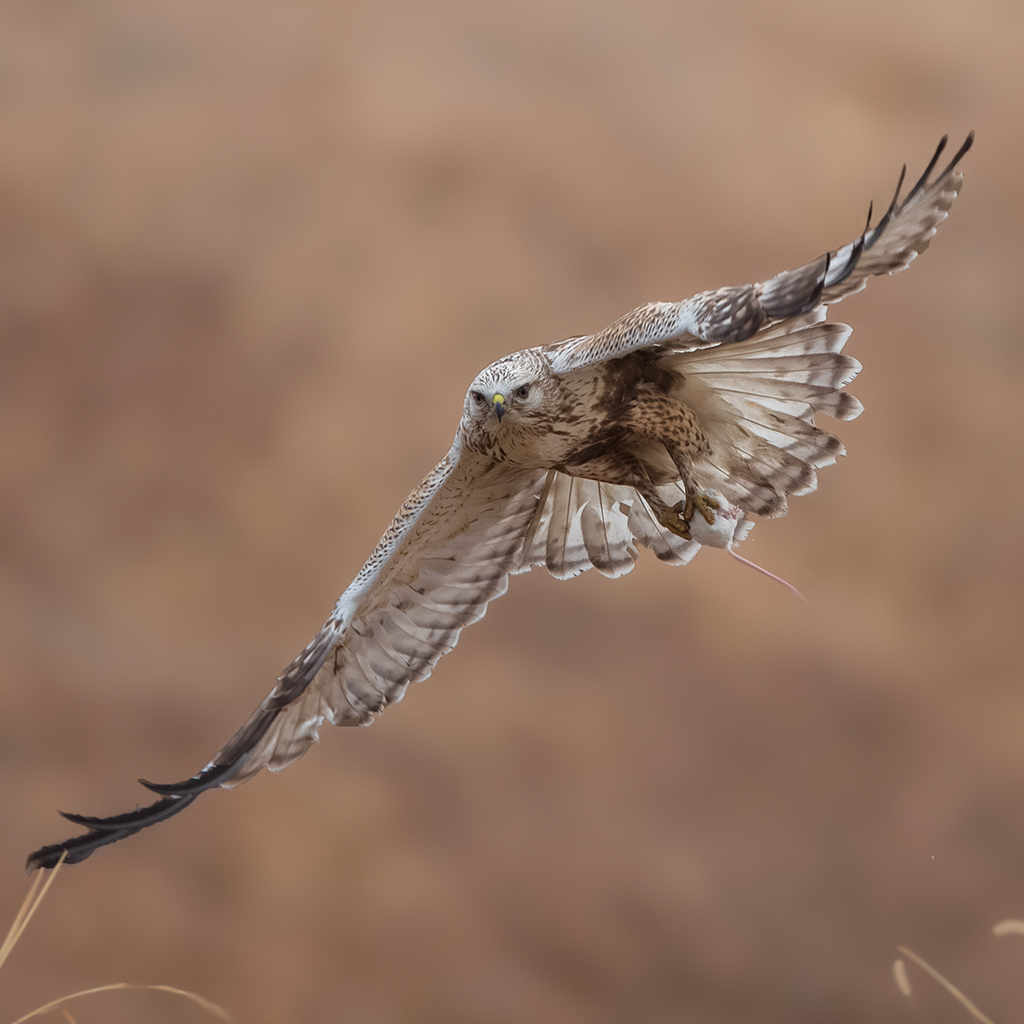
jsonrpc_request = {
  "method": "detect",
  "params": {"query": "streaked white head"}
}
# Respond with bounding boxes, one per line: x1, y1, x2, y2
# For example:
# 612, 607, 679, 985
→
460, 350, 565, 458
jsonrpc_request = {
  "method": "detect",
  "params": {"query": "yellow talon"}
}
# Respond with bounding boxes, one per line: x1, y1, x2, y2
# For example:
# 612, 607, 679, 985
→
657, 492, 719, 540
658, 504, 691, 540
685, 492, 720, 526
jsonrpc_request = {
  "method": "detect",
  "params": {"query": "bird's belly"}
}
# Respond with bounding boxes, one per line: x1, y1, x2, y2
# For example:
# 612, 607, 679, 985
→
557, 432, 678, 487
493, 419, 676, 485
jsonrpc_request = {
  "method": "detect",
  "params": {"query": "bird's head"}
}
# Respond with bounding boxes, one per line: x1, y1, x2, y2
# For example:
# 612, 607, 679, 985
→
463, 352, 552, 426
461, 350, 565, 456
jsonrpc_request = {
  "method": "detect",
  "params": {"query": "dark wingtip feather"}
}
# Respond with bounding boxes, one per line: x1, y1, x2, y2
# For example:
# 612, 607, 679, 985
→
27, 834, 121, 871
25, 620, 335, 871
760, 252, 832, 320
865, 163, 907, 249
27, 793, 199, 872
827, 234, 864, 290
59, 794, 197, 831
805, 251, 830, 309
900, 134, 949, 208
923, 134, 949, 177
26, 763, 241, 869
938, 131, 974, 180
139, 760, 240, 797
59, 808, 132, 830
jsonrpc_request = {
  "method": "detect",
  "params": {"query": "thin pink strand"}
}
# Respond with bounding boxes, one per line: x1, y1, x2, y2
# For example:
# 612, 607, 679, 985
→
727, 544, 806, 602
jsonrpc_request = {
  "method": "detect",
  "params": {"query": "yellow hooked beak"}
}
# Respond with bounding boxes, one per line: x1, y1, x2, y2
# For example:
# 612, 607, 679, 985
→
491, 392, 506, 422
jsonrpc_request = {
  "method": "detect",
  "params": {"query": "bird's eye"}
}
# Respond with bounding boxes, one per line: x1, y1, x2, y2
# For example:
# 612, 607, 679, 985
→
470, 390, 485, 406
515, 384, 531, 400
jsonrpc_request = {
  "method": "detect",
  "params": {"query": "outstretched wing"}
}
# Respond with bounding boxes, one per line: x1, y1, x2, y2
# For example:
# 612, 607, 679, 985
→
28, 448, 755, 869
549, 133, 972, 374
27, 134, 973, 871
27, 443, 550, 869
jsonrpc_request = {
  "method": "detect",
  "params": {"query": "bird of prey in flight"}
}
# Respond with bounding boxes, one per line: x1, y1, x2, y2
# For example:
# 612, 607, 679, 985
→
27, 133, 973, 871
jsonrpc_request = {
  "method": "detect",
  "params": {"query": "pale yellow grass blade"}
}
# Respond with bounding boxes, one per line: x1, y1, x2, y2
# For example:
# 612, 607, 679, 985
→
10, 982, 235, 1023
897, 945, 997, 1024
0, 854, 66, 973
892, 957, 912, 997
2, 852, 233, 1023
992, 920, 1024, 937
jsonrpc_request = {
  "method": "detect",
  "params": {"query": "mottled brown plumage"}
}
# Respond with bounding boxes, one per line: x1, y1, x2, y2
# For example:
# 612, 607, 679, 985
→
28, 134, 972, 871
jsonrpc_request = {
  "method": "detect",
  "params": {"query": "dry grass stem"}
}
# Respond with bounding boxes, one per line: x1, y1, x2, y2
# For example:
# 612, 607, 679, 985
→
897, 945, 997, 1024
2, 854, 234, 1024
892, 958, 912, 997
10, 983, 235, 1024
0, 855, 66, 974
992, 920, 1024, 937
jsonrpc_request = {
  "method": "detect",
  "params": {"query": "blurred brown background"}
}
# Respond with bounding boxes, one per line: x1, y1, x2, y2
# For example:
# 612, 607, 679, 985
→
1, 0, 1021, 1021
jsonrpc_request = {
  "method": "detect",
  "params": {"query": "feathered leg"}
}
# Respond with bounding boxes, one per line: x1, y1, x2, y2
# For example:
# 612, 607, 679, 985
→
620, 382, 718, 537
667, 453, 721, 538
